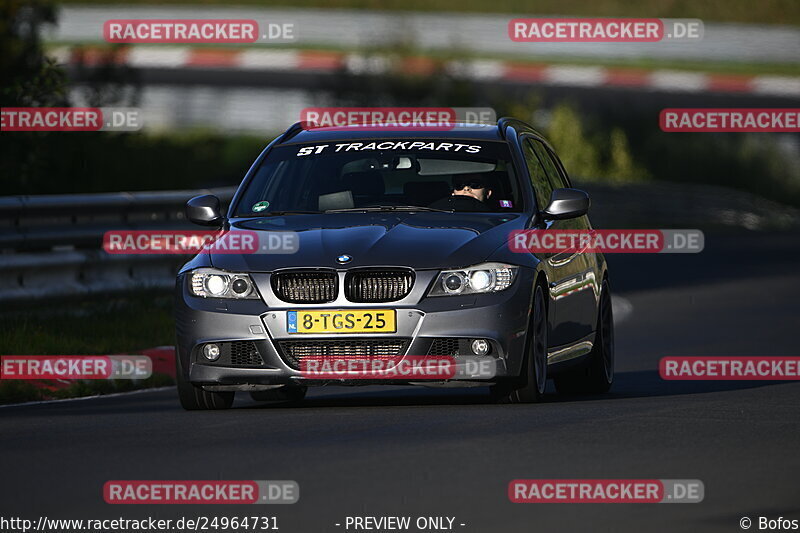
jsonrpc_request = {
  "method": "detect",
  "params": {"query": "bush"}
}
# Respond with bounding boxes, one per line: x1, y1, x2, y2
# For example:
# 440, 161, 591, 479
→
1, 131, 270, 195
505, 98, 799, 204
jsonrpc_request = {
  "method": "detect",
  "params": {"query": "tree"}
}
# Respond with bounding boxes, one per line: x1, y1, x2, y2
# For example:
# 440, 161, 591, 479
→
1, 1, 67, 193
0, 0, 67, 107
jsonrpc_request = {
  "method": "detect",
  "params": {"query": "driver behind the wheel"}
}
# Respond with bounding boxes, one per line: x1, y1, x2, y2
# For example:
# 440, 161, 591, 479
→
451, 173, 493, 203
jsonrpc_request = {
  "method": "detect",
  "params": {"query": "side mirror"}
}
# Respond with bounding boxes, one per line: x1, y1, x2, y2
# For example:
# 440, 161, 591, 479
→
542, 188, 590, 221
186, 195, 224, 226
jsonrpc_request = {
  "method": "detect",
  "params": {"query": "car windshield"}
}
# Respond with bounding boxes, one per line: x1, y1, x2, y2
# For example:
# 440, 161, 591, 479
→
233, 139, 522, 216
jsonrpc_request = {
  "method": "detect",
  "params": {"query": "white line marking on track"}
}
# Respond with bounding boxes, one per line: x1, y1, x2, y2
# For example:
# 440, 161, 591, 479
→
0, 386, 175, 409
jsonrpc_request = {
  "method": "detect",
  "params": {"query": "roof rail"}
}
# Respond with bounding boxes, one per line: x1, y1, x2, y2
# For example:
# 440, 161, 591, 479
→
497, 117, 513, 139
498, 117, 541, 140
279, 121, 306, 143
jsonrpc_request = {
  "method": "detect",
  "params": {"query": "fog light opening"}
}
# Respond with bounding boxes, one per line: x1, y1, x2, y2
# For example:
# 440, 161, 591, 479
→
203, 343, 221, 361
471, 339, 490, 356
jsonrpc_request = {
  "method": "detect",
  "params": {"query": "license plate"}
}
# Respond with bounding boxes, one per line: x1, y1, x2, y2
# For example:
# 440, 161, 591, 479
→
287, 310, 396, 334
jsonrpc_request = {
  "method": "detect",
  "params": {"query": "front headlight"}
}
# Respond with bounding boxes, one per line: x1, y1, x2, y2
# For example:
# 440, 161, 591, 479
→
429, 262, 518, 296
189, 268, 259, 299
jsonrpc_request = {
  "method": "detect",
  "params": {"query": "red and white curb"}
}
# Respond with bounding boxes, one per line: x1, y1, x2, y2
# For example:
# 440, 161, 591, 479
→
0, 346, 176, 407
0, 386, 175, 408
50, 46, 800, 98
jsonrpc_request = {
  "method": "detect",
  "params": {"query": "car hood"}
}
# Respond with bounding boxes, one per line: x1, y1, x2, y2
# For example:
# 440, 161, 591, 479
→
209, 212, 527, 271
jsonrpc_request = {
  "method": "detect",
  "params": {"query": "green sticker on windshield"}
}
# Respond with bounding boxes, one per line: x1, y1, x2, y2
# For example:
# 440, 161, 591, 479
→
252, 201, 270, 212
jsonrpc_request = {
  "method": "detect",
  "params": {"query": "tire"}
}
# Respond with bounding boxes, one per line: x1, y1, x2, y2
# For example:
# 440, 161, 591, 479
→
250, 386, 307, 403
176, 353, 234, 410
490, 284, 548, 404
554, 278, 615, 395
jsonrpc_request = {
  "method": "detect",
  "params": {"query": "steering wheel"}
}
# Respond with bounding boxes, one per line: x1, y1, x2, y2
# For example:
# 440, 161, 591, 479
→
361, 201, 407, 207
428, 195, 488, 212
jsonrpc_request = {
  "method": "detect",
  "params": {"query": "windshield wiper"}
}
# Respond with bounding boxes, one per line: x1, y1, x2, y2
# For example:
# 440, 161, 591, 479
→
325, 205, 454, 213
391, 205, 455, 213
244, 210, 320, 217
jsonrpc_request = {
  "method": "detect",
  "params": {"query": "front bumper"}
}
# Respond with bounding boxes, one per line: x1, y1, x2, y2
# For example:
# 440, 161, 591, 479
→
175, 268, 535, 387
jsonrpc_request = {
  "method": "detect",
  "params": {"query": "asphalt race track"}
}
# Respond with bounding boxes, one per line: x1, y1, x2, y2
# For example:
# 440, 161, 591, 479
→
1, 231, 798, 533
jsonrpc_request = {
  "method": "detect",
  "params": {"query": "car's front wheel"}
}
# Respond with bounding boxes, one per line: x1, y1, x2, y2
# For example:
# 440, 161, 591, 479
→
176, 354, 234, 410
490, 284, 548, 404
554, 278, 615, 395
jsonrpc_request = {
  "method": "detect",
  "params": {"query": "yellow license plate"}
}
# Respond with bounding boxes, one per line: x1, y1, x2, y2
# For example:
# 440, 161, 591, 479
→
287, 309, 396, 334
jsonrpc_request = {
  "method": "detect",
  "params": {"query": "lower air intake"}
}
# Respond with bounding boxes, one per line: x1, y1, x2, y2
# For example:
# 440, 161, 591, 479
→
277, 339, 409, 370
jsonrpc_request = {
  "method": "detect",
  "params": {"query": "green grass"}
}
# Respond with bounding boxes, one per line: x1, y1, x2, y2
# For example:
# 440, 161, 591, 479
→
53, 0, 800, 26
0, 292, 175, 355
0, 293, 177, 404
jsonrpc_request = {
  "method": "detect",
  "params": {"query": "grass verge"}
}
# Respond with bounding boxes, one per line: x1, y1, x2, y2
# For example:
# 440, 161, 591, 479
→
0, 292, 177, 405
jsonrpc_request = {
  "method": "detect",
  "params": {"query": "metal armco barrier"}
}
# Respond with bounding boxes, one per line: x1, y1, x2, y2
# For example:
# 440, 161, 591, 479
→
1, 182, 798, 302
582, 182, 800, 231
0, 187, 235, 302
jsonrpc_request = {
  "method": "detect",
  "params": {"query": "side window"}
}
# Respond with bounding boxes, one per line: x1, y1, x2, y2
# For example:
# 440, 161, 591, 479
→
532, 139, 589, 228
522, 138, 554, 210
544, 146, 571, 189
529, 139, 566, 190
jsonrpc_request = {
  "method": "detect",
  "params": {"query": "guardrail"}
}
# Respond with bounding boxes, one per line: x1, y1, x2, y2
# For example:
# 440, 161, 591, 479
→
1, 182, 797, 303
581, 182, 800, 231
0, 187, 235, 302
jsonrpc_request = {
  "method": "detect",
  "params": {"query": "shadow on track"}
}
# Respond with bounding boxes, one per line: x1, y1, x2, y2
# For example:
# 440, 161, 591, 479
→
2, 371, 793, 415
244, 370, 792, 409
